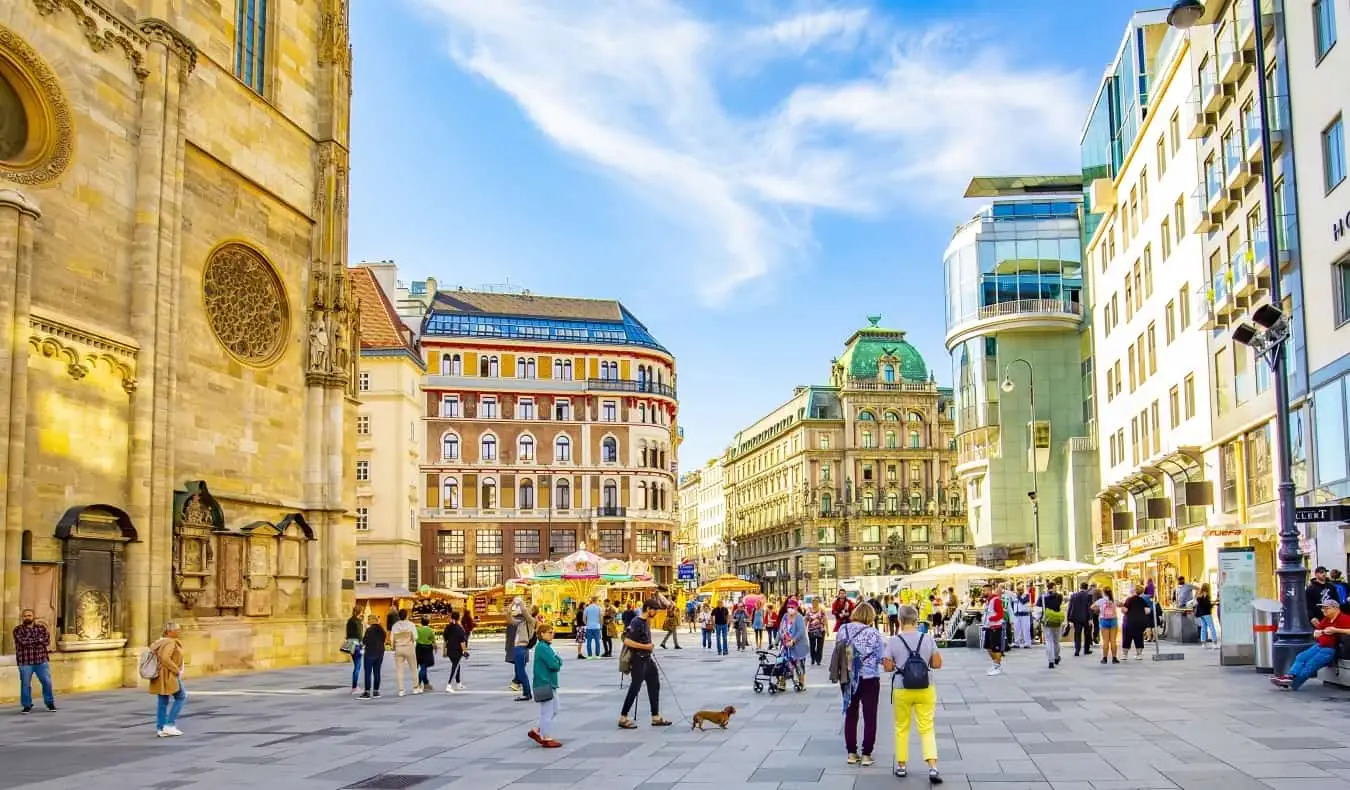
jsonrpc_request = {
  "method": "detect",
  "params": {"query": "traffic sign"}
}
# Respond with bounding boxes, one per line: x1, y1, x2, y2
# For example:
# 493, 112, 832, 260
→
1293, 503, 1350, 523
677, 562, 696, 581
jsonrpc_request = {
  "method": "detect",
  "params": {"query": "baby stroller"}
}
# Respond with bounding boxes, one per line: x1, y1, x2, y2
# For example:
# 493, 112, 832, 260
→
752, 649, 804, 695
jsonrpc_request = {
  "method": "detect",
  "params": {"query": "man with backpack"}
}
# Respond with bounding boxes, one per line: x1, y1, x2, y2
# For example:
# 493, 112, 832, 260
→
881, 604, 944, 784
1038, 582, 1065, 670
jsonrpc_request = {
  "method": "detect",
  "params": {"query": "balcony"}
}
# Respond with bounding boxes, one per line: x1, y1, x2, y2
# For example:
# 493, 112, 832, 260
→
1199, 67, 1225, 113
595, 506, 627, 518
1189, 186, 1217, 234
586, 378, 677, 399
1212, 266, 1234, 317
955, 425, 1000, 470
1245, 109, 1286, 164
423, 374, 587, 394
1184, 92, 1214, 140
945, 298, 1083, 347
1196, 286, 1228, 331
1238, 2, 1256, 51
845, 378, 939, 393
1224, 138, 1254, 190
1230, 247, 1254, 298
1205, 168, 1230, 214
1217, 35, 1248, 85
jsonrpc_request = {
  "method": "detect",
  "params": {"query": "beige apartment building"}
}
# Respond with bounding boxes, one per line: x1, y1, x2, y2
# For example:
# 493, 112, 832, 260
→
351, 265, 425, 593
414, 290, 680, 587
1180, 1, 1299, 595
724, 318, 970, 597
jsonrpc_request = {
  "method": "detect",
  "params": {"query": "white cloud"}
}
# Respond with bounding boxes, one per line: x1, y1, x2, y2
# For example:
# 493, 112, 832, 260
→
743, 8, 871, 54
416, 0, 1089, 305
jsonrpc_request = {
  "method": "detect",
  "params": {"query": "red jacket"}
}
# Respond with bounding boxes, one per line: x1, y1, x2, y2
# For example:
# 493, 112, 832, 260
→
831, 597, 854, 631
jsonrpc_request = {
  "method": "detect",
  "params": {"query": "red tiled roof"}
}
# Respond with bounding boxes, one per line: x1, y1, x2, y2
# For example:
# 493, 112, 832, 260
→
350, 267, 416, 353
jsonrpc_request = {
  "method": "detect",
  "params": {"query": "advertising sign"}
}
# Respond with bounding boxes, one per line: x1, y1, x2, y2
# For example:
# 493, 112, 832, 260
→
1217, 546, 1256, 665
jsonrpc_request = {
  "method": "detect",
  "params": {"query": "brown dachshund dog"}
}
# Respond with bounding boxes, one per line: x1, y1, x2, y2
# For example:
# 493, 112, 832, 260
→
690, 705, 736, 730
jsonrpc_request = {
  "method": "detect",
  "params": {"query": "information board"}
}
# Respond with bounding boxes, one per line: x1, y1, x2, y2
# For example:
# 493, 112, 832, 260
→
1217, 546, 1256, 648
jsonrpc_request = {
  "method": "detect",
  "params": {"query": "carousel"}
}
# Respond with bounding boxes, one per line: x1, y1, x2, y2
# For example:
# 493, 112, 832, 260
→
511, 546, 656, 636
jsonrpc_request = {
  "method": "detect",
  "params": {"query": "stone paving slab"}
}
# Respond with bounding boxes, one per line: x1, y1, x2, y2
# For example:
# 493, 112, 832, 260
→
2, 636, 1349, 789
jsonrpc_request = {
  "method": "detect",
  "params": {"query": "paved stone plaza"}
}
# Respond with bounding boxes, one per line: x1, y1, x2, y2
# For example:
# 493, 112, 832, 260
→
2, 636, 1348, 790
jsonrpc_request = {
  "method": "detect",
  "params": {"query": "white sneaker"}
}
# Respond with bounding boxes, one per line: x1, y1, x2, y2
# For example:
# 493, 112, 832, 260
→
412, 687, 423, 695
455, 683, 466, 691
162, 726, 183, 737
156, 729, 170, 738
398, 690, 406, 697
445, 686, 456, 694
986, 665, 1002, 676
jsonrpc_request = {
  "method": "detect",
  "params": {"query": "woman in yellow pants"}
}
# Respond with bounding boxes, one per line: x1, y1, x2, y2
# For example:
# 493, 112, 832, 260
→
882, 605, 944, 784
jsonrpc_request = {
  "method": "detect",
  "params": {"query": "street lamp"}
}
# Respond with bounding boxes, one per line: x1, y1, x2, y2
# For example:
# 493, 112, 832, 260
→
1001, 358, 1041, 563
1167, 0, 1312, 674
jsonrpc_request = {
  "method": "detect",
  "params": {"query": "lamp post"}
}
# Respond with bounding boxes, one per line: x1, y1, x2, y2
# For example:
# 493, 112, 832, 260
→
1001, 358, 1042, 563
1167, 0, 1312, 674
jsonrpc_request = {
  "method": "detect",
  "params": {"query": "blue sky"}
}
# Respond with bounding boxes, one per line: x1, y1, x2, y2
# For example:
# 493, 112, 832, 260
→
349, 0, 1152, 469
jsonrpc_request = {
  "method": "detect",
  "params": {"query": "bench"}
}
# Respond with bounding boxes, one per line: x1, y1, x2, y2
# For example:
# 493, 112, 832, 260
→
1324, 658, 1350, 689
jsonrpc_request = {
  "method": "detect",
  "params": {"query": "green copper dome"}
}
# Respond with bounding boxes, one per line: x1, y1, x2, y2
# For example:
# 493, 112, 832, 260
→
835, 315, 929, 383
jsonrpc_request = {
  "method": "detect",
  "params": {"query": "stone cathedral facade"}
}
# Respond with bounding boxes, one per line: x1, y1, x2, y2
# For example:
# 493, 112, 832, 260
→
0, 0, 358, 695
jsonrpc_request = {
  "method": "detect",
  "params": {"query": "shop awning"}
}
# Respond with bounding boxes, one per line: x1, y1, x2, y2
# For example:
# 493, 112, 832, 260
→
1099, 547, 1162, 572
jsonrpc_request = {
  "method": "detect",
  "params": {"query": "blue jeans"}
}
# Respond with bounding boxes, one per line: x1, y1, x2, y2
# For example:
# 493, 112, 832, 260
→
513, 645, 532, 698
1289, 645, 1337, 690
18, 662, 54, 709
156, 683, 186, 729
715, 623, 729, 654
702, 628, 712, 648
585, 627, 602, 657
1197, 614, 1217, 643
349, 645, 363, 689
417, 665, 429, 686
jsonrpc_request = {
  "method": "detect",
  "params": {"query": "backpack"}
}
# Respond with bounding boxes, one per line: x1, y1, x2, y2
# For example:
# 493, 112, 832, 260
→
893, 633, 930, 691
138, 646, 161, 680
1098, 599, 1117, 619
828, 628, 856, 687
1042, 606, 1065, 629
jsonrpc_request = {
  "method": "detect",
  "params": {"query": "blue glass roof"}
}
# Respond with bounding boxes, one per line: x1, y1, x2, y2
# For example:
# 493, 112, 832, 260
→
423, 305, 668, 353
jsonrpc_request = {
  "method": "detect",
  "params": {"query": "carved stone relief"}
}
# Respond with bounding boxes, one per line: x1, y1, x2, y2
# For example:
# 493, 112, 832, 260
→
216, 534, 246, 609
172, 481, 223, 609
0, 22, 77, 186
243, 523, 279, 617
203, 243, 289, 367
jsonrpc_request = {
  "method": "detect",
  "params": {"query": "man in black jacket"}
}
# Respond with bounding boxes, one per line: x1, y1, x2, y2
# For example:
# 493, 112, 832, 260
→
1307, 567, 1337, 624
1066, 582, 1094, 657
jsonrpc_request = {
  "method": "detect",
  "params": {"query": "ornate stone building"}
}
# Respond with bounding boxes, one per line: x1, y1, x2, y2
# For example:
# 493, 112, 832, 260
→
0, 1, 357, 696
415, 289, 680, 588
724, 318, 972, 597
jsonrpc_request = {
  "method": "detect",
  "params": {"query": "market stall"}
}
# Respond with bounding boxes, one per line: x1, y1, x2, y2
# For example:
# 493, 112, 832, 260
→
696, 574, 761, 605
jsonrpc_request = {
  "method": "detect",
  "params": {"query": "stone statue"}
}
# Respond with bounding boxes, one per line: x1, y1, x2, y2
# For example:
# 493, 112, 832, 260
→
333, 320, 348, 371
309, 316, 330, 370
181, 494, 213, 527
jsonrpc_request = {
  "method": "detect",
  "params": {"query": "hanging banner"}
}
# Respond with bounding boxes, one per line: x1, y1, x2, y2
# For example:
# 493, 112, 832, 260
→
1217, 546, 1256, 665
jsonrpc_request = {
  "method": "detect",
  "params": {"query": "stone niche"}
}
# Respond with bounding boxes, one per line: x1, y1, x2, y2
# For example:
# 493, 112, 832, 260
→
172, 481, 225, 610
53, 504, 138, 652
171, 480, 313, 617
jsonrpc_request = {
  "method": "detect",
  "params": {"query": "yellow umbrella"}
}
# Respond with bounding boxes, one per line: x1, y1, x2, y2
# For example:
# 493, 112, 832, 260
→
697, 574, 761, 594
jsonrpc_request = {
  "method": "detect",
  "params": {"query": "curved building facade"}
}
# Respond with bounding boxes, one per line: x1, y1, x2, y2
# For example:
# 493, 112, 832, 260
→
944, 177, 1098, 566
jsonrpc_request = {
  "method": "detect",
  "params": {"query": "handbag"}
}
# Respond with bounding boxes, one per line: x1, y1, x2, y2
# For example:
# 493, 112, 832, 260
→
534, 684, 555, 702
340, 638, 360, 655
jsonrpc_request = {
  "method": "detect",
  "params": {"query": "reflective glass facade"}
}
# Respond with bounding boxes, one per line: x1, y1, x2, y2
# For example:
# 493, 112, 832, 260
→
944, 200, 1084, 334
1079, 14, 1173, 244
423, 306, 668, 353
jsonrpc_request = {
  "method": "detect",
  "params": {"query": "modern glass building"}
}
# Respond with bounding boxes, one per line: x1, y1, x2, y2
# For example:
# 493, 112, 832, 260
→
945, 176, 1098, 565
1080, 9, 1175, 245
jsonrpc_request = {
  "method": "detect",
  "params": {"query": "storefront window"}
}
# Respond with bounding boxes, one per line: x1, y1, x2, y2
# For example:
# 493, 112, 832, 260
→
1313, 381, 1347, 486
1245, 424, 1275, 506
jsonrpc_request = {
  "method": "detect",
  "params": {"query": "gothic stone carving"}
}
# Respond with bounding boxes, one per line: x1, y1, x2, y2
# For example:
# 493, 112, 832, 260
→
0, 22, 77, 185
28, 308, 139, 392
203, 243, 290, 367
172, 481, 224, 609
30, 0, 149, 81
216, 534, 246, 609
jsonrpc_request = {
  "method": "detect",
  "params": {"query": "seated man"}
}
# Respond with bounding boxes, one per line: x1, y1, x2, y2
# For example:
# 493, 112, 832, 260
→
1271, 598, 1350, 691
